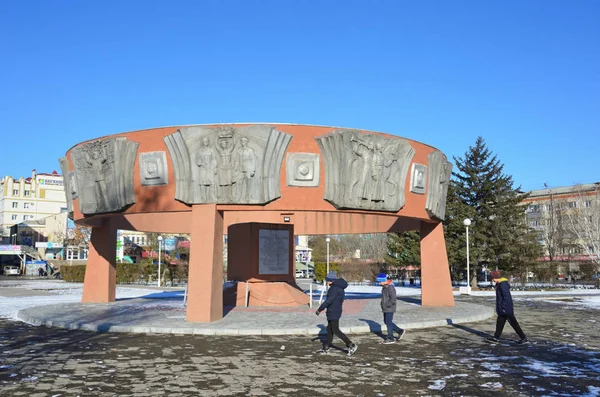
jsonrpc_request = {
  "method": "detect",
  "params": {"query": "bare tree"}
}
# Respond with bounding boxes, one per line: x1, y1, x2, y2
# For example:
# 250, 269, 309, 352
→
337, 234, 388, 261
536, 194, 568, 263
564, 184, 600, 266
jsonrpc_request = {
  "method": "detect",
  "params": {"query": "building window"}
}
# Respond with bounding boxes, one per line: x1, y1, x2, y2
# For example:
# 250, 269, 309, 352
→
11, 215, 17, 220
24, 190, 30, 196
585, 201, 592, 208
22, 215, 27, 220
24, 203, 30, 209
12, 189, 19, 195
567, 201, 577, 209
12, 202, 18, 208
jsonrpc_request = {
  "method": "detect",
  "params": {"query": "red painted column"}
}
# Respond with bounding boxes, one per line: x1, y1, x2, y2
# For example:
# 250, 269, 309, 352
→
82, 218, 117, 303
420, 221, 455, 307
186, 204, 224, 322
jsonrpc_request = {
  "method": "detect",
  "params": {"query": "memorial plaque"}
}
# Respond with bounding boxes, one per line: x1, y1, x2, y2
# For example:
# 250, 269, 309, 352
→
258, 229, 290, 275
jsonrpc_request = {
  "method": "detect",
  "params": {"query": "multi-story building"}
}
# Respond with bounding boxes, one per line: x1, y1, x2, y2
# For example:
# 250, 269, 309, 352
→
0, 170, 67, 242
522, 182, 600, 277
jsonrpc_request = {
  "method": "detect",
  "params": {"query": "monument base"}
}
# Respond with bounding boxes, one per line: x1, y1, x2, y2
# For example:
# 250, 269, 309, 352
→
225, 281, 310, 307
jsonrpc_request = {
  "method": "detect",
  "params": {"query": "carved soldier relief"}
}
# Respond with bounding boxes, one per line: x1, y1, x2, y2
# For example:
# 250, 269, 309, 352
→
315, 130, 415, 212
70, 137, 139, 214
164, 125, 291, 204
139, 151, 168, 186
58, 157, 77, 213
425, 151, 452, 220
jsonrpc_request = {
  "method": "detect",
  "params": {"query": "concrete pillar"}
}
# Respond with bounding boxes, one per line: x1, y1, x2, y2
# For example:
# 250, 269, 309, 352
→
186, 204, 224, 322
82, 218, 117, 303
420, 221, 455, 307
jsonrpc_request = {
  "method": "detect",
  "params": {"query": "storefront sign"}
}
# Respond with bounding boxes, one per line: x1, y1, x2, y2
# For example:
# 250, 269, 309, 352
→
38, 178, 64, 186
35, 242, 64, 249
0, 245, 22, 255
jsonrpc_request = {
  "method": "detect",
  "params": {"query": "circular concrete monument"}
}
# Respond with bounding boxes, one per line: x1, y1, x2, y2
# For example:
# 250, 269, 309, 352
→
59, 123, 454, 323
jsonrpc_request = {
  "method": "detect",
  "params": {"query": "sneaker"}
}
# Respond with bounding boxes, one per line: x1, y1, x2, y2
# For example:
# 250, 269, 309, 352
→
347, 343, 358, 357
516, 338, 529, 345
382, 339, 396, 345
316, 348, 330, 355
485, 337, 499, 344
396, 329, 406, 341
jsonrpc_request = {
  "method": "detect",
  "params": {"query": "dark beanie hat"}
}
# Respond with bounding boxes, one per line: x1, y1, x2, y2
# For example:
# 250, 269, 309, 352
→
325, 271, 338, 281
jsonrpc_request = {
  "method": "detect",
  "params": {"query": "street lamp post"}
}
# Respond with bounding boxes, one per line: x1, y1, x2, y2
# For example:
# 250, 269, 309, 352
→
157, 236, 163, 287
325, 237, 330, 291
325, 237, 330, 275
463, 219, 471, 294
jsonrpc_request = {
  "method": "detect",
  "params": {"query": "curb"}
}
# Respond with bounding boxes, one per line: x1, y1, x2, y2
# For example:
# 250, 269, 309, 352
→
17, 306, 494, 336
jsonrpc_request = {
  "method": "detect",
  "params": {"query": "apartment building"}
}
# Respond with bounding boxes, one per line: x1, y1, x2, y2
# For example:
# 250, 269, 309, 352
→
521, 182, 599, 274
0, 170, 67, 242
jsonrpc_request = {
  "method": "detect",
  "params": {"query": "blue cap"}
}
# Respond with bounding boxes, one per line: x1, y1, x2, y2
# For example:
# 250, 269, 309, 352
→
376, 273, 388, 283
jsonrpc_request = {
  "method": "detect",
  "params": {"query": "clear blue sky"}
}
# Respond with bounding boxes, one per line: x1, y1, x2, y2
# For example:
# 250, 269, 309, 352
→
1, 1, 598, 191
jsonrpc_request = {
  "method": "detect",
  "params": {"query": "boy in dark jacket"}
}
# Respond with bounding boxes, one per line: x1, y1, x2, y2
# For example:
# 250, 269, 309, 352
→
377, 273, 405, 344
316, 271, 358, 356
486, 270, 528, 344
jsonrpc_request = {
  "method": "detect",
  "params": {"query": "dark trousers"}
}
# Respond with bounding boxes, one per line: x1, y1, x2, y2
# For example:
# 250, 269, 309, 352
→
494, 314, 526, 340
383, 312, 403, 340
326, 320, 352, 347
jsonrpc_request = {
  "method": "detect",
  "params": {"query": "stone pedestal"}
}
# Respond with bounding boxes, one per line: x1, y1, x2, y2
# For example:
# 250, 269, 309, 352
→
227, 222, 309, 307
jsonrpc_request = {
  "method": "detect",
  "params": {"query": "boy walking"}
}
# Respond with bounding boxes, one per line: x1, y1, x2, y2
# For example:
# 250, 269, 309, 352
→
377, 273, 405, 344
315, 271, 358, 356
486, 270, 528, 344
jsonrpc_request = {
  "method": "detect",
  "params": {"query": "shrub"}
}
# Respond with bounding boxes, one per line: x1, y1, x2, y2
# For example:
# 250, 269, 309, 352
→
60, 263, 169, 285
338, 262, 385, 282
61, 265, 86, 282
116, 263, 144, 284
314, 262, 341, 282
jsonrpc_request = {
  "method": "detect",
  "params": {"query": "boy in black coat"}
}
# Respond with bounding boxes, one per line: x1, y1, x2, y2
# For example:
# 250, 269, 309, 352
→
316, 271, 358, 356
377, 273, 405, 344
486, 270, 528, 344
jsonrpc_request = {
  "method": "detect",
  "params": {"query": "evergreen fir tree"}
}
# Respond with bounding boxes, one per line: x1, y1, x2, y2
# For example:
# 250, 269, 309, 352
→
444, 137, 542, 286
387, 231, 421, 268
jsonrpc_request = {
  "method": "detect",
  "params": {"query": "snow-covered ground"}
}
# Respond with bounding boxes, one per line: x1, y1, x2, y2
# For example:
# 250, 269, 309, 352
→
469, 289, 600, 297
540, 296, 600, 310
312, 284, 600, 298
2, 280, 599, 323
0, 280, 171, 321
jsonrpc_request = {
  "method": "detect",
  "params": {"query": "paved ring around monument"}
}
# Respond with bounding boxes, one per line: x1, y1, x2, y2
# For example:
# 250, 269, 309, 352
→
59, 123, 456, 323
17, 299, 494, 335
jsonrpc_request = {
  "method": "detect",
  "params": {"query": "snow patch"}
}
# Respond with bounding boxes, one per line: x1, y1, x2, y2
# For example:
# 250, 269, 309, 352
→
428, 380, 446, 390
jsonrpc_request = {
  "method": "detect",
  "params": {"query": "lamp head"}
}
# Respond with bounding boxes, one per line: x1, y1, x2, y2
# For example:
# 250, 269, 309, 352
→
463, 219, 471, 227
325, 237, 330, 243
158, 236, 163, 241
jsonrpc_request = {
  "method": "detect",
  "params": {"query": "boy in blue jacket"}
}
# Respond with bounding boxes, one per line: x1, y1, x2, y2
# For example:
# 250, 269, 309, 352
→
316, 271, 358, 356
486, 270, 528, 344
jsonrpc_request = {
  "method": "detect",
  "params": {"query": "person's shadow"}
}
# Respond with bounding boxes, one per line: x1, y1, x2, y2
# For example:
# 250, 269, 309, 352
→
446, 319, 491, 338
309, 324, 351, 353
358, 318, 387, 341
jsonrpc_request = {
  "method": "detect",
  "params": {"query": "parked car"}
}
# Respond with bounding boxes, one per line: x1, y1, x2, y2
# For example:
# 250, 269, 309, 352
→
295, 270, 305, 278
3, 265, 20, 276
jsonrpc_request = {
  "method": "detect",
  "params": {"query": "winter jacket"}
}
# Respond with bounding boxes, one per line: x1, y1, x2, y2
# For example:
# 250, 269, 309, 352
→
495, 278, 514, 316
381, 283, 397, 313
317, 278, 348, 320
